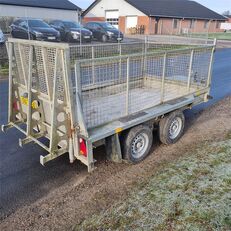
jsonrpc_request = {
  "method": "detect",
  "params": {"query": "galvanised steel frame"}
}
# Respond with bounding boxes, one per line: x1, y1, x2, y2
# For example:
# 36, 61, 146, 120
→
2, 38, 216, 172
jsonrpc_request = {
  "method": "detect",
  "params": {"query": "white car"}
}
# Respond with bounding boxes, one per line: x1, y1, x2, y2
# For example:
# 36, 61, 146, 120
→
0, 29, 6, 44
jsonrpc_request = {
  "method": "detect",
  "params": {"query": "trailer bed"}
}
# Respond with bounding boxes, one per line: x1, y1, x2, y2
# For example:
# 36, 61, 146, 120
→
83, 79, 198, 129
88, 95, 196, 142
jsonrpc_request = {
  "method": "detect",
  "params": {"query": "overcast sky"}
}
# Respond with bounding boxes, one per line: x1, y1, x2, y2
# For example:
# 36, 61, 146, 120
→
70, 0, 231, 14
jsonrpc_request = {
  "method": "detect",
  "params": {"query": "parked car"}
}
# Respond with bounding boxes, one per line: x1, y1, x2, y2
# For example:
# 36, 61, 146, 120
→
84, 21, 123, 42
0, 28, 6, 45
49, 20, 92, 43
10, 18, 60, 42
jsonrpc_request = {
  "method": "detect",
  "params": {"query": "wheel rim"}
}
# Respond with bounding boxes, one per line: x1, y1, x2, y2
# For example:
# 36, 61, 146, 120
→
169, 117, 183, 140
131, 133, 149, 159
102, 35, 107, 42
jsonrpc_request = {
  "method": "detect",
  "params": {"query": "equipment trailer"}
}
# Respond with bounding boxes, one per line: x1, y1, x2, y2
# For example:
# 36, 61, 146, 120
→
2, 38, 216, 172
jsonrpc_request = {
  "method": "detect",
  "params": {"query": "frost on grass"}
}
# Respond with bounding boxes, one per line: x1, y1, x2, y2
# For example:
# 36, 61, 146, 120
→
77, 139, 231, 231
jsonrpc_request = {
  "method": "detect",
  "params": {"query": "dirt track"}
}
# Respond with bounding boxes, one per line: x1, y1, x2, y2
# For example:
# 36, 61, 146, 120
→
0, 96, 231, 231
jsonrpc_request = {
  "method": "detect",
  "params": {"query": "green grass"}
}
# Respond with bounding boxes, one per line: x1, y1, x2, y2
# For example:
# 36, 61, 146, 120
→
76, 133, 231, 231
0, 63, 9, 77
184, 32, 231, 41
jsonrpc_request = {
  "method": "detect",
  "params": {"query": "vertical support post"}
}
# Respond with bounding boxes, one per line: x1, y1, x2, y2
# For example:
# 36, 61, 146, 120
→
187, 49, 194, 92
42, 47, 52, 101
86, 140, 94, 172
119, 43, 122, 82
63, 46, 82, 162
161, 53, 167, 103
18, 44, 27, 87
49, 49, 59, 154
8, 42, 13, 123
126, 57, 130, 116
207, 40, 216, 88
75, 62, 82, 99
26, 45, 33, 136
74, 63, 88, 137
92, 46, 95, 85
143, 36, 148, 78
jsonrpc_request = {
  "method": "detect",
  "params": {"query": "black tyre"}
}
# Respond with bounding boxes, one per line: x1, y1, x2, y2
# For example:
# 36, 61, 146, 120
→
66, 33, 73, 43
102, 34, 108, 43
29, 34, 36, 40
159, 111, 185, 145
123, 125, 153, 163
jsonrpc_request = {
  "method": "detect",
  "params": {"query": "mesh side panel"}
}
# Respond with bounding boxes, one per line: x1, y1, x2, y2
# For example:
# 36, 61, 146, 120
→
80, 58, 128, 128
146, 54, 164, 79
12, 43, 67, 102
69, 42, 197, 65
14, 44, 25, 85
78, 46, 213, 129
34, 46, 48, 94
191, 48, 212, 88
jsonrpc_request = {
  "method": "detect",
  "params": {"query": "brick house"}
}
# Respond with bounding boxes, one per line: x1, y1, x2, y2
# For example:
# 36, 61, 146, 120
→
226, 16, 231, 23
82, 0, 227, 35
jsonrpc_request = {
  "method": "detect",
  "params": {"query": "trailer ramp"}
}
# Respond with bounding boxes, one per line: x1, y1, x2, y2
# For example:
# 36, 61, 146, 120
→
2, 39, 77, 165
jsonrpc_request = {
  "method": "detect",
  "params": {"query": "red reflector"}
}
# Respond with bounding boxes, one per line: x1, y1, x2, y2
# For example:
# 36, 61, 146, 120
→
13, 101, 18, 111
80, 138, 87, 157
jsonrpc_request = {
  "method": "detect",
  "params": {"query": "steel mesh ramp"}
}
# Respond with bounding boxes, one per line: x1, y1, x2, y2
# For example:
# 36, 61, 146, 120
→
2, 39, 77, 165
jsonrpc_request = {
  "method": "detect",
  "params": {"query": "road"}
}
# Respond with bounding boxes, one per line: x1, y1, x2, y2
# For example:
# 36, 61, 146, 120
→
0, 48, 231, 219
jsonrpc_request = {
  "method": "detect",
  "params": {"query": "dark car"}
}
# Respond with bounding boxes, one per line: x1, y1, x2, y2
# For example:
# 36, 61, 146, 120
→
49, 20, 92, 43
10, 19, 60, 42
84, 22, 123, 42
0, 28, 6, 45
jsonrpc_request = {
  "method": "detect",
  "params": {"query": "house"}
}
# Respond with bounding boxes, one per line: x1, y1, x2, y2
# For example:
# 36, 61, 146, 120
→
82, 0, 227, 35
225, 15, 231, 23
0, 0, 81, 22
221, 15, 231, 31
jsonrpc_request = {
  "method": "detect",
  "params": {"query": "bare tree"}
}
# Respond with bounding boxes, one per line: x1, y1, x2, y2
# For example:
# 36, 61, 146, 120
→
222, 10, 230, 16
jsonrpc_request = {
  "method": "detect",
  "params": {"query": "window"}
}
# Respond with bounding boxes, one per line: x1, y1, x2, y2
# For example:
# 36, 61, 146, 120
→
28, 20, 50, 28
216, 21, 220, 29
19, 21, 28, 29
106, 10, 119, 28
86, 22, 94, 29
63, 21, 81, 29
173, 19, 178, 29
93, 23, 101, 30
106, 18, 119, 26
204, 20, 209, 29
190, 19, 195, 29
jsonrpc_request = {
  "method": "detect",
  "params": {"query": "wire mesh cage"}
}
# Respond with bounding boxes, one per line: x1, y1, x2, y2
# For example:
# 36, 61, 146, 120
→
76, 43, 214, 128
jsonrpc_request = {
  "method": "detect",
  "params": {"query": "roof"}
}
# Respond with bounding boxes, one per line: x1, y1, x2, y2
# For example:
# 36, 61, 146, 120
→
0, 0, 81, 11
82, 0, 101, 16
83, 0, 226, 21
125, 0, 226, 20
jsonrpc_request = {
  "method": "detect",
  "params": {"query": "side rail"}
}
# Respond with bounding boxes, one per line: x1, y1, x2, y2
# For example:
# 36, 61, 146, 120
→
2, 38, 77, 166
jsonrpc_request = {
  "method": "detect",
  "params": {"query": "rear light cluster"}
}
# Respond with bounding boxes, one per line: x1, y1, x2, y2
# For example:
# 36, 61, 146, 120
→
13, 101, 19, 111
79, 138, 87, 157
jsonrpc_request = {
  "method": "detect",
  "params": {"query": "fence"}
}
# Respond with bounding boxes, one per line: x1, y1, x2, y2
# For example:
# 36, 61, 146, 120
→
0, 44, 8, 66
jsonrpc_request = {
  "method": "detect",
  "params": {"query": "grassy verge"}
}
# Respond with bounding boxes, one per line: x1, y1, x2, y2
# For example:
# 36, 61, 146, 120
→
183, 32, 231, 41
0, 63, 9, 78
77, 131, 231, 231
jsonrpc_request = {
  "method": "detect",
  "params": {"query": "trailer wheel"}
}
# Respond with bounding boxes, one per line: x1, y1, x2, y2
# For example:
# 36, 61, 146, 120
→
159, 111, 185, 145
123, 125, 153, 163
